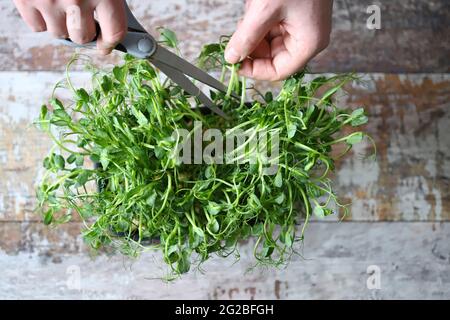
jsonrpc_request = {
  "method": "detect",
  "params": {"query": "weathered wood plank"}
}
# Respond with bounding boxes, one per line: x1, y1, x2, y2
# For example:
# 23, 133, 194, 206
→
0, 221, 448, 299
0, 0, 448, 72
0, 72, 449, 221
337, 74, 450, 221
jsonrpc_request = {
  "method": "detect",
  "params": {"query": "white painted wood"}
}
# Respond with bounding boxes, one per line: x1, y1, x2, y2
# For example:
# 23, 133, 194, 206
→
0, 222, 448, 299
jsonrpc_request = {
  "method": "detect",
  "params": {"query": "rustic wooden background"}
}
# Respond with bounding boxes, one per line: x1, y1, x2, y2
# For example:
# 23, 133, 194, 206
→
0, 0, 449, 299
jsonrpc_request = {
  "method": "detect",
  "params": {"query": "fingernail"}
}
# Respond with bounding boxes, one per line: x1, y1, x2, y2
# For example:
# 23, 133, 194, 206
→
225, 46, 242, 64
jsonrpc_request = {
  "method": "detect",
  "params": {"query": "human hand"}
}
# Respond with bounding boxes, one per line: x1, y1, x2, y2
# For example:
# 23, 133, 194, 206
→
225, 0, 333, 81
13, 0, 127, 55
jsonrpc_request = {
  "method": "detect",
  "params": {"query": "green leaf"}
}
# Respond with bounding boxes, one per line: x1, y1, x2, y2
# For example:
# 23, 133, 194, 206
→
249, 193, 262, 208
116, 219, 130, 232
351, 107, 365, 118
346, 132, 364, 145
284, 231, 293, 247
43, 209, 53, 225
90, 154, 100, 163
304, 158, 315, 171
67, 154, 77, 164
275, 193, 285, 204
50, 98, 64, 110
314, 206, 325, 218
199, 43, 222, 57
101, 75, 113, 93
158, 27, 178, 49
193, 226, 205, 238
251, 223, 264, 236
40, 104, 48, 120
146, 191, 157, 206
131, 106, 148, 126
154, 146, 165, 159
76, 88, 90, 103
76, 171, 90, 186
274, 171, 283, 188
50, 119, 68, 127
53, 154, 65, 170
78, 118, 89, 127
350, 107, 368, 126
309, 76, 327, 93
113, 66, 126, 82
351, 115, 368, 127
176, 251, 191, 274
75, 155, 84, 167
100, 148, 110, 170
207, 202, 221, 215
262, 242, 274, 257
43, 156, 52, 169
53, 109, 71, 123
39, 105, 49, 130
207, 218, 220, 233
205, 166, 214, 179
319, 85, 340, 105
287, 124, 297, 138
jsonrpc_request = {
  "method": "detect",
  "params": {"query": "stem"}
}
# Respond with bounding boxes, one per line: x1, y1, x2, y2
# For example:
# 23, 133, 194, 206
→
226, 65, 237, 99
240, 76, 246, 108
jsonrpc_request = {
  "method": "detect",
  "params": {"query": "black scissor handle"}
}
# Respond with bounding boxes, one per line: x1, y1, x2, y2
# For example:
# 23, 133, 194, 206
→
59, 1, 157, 59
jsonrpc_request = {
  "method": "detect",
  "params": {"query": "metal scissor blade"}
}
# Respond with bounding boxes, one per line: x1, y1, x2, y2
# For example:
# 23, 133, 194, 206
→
151, 59, 229, 119
152, 46, 240, 100
124, 1, 147, 33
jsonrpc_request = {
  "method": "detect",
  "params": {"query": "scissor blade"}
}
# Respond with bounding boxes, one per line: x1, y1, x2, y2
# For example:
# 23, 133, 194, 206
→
152, 60, 228, 119
124, 2, 147, 33
152, 46, 240, 100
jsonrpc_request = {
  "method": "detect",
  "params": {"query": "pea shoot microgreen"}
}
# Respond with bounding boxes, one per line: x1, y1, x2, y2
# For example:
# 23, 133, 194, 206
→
35, 29, 375, 277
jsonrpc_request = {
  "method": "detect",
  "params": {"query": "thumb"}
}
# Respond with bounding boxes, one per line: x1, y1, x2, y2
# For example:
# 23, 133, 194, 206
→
225, 2, 279, 64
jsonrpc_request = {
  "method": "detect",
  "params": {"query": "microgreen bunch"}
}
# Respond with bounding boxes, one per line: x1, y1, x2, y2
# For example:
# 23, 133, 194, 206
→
35, 31, 374, 277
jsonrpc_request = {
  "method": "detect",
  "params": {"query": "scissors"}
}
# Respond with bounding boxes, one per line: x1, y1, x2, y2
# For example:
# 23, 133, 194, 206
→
60, 1, 234, 118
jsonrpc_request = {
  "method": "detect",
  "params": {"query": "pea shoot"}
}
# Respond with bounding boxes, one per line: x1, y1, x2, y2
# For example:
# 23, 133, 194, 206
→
35, 31, 374, 277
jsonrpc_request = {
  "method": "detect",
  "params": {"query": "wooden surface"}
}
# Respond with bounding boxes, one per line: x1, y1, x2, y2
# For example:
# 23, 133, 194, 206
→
0, 0, 448, 72
1, 222, 449, 299
0, 0, 449, 299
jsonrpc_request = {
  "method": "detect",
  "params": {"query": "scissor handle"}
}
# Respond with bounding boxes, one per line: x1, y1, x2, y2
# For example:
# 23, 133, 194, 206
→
58, 0, 157, 59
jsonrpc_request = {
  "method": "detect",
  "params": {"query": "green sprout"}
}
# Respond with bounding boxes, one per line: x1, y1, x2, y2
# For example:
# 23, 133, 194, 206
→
35, 30, 375, 277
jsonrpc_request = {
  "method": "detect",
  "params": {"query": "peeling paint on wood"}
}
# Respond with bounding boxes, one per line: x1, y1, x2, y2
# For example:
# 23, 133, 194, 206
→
0, 72, 87, 221
0, 222, 448, 299
336, 74, 450, 221
1, 0, 449, 300
0, 0, 448, 72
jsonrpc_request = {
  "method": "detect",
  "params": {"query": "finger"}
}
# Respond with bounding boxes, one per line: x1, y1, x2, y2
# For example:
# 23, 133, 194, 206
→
66, 4, 96, 44
40, 9, 68, 38
225, 1, 280, 64
233, 18, 271, 59
13, 1, 46, 32
249, 38, 271, 59
267, 25, 283, 41
245, 0, 253, 12
239, 58, 276, 81
95, 0, 127, 54
239, 36, 312, 81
